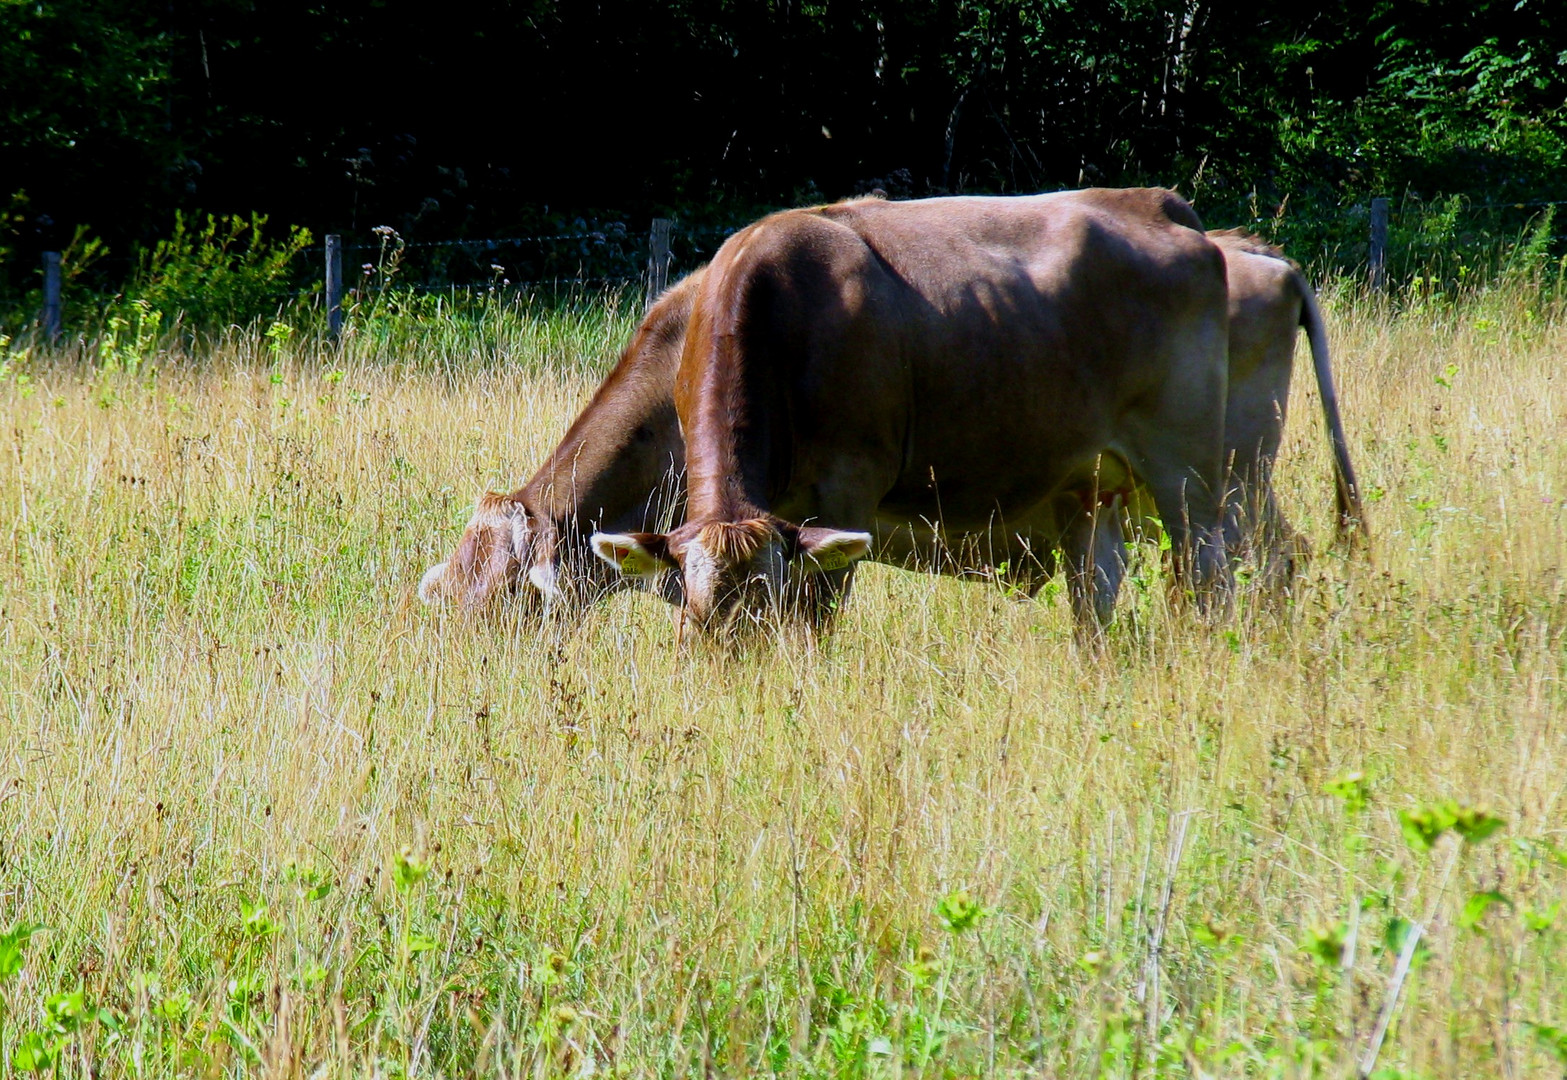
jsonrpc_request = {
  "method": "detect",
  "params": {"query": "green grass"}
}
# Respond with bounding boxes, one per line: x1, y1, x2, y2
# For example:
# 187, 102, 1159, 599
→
1, 282, 1565, 1077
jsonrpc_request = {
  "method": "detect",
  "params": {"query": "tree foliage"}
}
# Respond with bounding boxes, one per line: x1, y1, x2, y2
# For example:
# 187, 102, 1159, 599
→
1, 0, 1563, 258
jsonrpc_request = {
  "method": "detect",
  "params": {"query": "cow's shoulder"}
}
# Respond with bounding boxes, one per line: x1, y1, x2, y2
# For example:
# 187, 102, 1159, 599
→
708, 207, 854, 273
699, 207, 884, 323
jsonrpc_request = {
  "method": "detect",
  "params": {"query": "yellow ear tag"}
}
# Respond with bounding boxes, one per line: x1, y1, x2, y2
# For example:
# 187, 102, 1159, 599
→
813, 551, 850, 572
618, 549, 658, 576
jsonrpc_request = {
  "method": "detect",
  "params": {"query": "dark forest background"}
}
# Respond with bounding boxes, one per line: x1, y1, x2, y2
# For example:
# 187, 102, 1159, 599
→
3, 0, 1566, 314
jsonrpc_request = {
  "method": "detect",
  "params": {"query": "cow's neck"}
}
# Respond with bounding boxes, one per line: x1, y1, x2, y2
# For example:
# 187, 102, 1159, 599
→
684, 414, 770, 524
524, 398, 679, 536
680, 315, 781, 526
522, 308, 688, 539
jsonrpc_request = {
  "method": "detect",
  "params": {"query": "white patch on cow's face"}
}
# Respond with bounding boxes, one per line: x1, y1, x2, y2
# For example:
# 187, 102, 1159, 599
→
421, 496, 532, 609
682, 536, 791, 630
418, 561, 449, 605
514, 512, 564, 606
526, 562, 563, 607
681, 538, 722, 614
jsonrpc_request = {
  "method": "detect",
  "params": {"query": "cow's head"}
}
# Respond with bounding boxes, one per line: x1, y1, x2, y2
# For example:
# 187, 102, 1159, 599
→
418, 492, 567, 613
591, 517, 871, 637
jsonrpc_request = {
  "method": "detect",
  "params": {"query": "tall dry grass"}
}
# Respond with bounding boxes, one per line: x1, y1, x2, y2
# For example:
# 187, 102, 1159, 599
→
1, 283, 1564, 1077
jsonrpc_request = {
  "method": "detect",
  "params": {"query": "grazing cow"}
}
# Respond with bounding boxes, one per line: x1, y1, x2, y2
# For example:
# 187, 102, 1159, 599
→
416, 270, 701, 613
419, 226, 1363, 632
1206, 229, 1366, 570
1105, 230, 1368, 604
591, 188, 1235, 637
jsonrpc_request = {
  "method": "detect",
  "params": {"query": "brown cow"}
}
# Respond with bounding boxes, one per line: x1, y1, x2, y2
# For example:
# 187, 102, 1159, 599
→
416, 270, 701, 613
592, 188, 1235, 637
1206, 229, 1365, 570
419, 227, 1363, 631
1096, 230, 1368, 609
989, 230, 1370, 622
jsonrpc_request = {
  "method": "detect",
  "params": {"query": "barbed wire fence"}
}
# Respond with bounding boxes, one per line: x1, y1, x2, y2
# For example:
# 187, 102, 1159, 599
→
32, 195, 1566, 342
32, 216, 745, 342
301, 218, 748, 338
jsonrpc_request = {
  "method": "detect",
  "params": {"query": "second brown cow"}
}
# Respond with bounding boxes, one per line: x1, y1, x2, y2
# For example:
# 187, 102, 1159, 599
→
592, 189, 1236, 637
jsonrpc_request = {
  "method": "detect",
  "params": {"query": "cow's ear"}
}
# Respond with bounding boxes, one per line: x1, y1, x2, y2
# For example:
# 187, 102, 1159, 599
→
419, 561, 451, 604
792, 527, 872, 573
592, 532, 677, 578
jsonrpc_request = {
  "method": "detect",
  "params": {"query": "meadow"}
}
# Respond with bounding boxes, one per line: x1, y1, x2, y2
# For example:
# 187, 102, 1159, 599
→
1, 277, 1565, 1078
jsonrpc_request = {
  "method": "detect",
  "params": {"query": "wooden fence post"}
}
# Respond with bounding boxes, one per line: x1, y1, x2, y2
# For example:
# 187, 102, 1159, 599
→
325, 234, 344, 338
646, 218, 672, 309
41, 251, 62, 343
1369, 197, 1388, 293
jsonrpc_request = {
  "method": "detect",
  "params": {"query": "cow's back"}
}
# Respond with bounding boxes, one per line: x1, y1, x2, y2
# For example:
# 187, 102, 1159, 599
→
682, 189, 1229, 527
1207, 230, 1302, 388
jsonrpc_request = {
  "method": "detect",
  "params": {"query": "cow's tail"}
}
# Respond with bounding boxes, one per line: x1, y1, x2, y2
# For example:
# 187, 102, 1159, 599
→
1296, 272, 1369, 546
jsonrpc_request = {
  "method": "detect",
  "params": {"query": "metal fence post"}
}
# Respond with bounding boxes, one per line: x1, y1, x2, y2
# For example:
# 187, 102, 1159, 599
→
645, 218, 672, 309
41, 251, 62, 343
1369, 197, 1388, 293
325, 234, 344, 338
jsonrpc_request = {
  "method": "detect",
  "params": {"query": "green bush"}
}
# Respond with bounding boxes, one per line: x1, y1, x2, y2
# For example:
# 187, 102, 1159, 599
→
122, 212, 312, 329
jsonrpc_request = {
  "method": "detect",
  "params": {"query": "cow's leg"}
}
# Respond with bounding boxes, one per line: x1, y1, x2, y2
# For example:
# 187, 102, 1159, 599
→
1225, 338, 1297, 599
1224, 360, 1290, 550
1129, 353, 1233, 612
1252, 490, 1311, 597
1063, 500, 1127, 640
1008, 536, 1059, 600
1137, 458, 1230, 611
